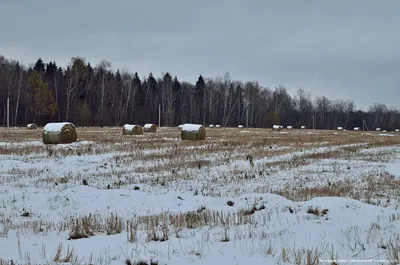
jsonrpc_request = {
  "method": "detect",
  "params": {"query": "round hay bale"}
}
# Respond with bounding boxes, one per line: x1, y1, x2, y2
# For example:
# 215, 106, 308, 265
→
353, 127, 360, 131
123, 124, 143, 135
209, 124, 214, 128
181, 124, 206, 141
272, 125, 282, 130
27, 123, 37, 130
238, 125, 244, 129
215, 125, 221, 128
42, 122, 77, 144
301, 126, 306, 129
144, 123, 157, 133
286, 126, 293, 130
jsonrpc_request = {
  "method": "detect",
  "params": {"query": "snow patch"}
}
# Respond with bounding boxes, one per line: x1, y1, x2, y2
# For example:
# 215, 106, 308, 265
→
181, 123, 203, 131
144, 124, 155, 129
43, 122, 74, 133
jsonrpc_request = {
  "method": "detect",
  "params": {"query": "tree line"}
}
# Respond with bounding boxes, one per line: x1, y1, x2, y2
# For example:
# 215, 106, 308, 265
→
0, 55, 399, 130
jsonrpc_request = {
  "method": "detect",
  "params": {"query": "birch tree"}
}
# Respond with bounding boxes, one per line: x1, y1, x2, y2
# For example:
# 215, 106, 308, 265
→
94, 60, 112, 126
14, 63, 25, 125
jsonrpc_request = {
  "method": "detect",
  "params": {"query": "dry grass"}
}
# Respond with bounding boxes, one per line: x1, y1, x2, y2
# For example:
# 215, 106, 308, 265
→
306, 207, 329, 216
385, 238, 400, 265
55, 209, 265, 243
274, 180, 354, 202
53, 243, 77, 263
273, 171, 400, 206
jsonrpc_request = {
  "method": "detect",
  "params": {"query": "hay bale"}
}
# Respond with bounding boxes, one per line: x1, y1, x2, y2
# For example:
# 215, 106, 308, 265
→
395, 129, 399, 132
42, 122, 77, 144
300, 126, 306, 129
238, 125, 244, 129
376, 128, 381, 131
123, 124, 143, 135
353, 127, 360, 131
272, 125, 282, 130
144, 123, 156, 133
215, 125, 221, 128
181, 124, 206, 141
337, 127, 343, 131
286, 126, 293, 130
178, 124, 184, 131
27, 123, 37, 130
209, 124, 214, 128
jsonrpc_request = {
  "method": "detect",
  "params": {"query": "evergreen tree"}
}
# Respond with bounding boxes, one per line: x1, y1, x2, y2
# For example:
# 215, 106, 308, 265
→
28, 70, 57, 123
172, 76, 182, 124
133, 73, 146, 123
34, 58, 45, 74
146, 73, 158, 122
194, 75, 205, 123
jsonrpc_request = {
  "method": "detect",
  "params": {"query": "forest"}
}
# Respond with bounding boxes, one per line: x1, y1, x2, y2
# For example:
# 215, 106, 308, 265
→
0, 55, 399, 130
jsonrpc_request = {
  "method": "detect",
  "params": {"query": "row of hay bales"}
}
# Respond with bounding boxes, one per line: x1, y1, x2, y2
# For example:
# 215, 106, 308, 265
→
209, 124, 246, 129
123, 123, 206, 141
31, 121, 400, 145
37, 122, 159, 145
39, 122, 206, 145
122, 123, 157, 135
272, 125, 293, 130
271, 125, 400, 132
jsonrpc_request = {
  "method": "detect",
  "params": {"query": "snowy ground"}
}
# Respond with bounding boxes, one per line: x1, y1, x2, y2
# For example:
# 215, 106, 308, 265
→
0, 127, 400, 265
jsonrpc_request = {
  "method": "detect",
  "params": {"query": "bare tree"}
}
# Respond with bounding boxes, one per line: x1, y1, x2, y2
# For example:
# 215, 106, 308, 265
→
94, 60, 112, 126
115, 72, 137, 125
14, 63, 25, 125
65, 57, 87, 121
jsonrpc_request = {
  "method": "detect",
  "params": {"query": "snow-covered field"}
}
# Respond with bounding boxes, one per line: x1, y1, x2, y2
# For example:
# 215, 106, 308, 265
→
0, 127, 399, 265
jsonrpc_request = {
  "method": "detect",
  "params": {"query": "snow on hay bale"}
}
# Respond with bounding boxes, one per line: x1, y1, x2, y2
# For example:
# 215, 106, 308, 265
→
42, 122, 77, 144
178, 124, 184, 131
143, 123, 156, 133
337, 127, 344, 131
238, 125, 244, 129
273, 125, 282, 130
215, 125, 221, 128
209, 124, 214, 128
395, 129, 399, 132
181, 124, 206, 141
286, 126, 293, 130
122, 124, 143, 135
376, 128, 381, 131
354, 127, 360, 131
301, 126, 306, 129
27, 123, 37, 130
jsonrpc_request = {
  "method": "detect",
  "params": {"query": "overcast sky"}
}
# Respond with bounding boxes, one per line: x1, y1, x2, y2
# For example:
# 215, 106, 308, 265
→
1, 0, 399, 110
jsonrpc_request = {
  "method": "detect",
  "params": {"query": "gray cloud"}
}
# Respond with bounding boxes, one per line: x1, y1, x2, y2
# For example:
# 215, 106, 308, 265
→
1, 0, 399, 109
